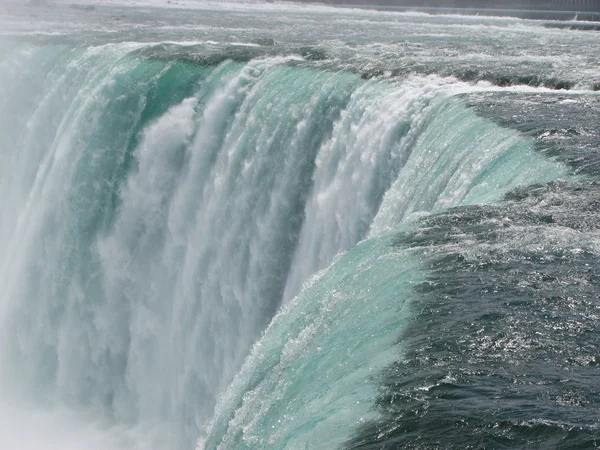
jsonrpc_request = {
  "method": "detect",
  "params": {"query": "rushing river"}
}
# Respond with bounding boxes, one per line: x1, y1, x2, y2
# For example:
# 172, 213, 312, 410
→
0, 1, 599, 448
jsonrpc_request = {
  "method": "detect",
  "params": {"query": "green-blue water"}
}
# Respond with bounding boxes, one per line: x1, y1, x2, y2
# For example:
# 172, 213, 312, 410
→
0, 2, 599, 449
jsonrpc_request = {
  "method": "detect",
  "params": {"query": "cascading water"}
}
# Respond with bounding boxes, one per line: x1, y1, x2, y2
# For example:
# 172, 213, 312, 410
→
1, 2, 599, 449
196, 96, 573, 450
0, 42, 458, 448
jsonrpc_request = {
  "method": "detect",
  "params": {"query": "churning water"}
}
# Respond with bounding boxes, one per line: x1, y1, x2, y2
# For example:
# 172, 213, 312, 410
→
0, 1, 599, 449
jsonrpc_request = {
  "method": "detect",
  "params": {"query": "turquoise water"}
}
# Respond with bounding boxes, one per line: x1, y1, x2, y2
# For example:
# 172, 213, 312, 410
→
0, 3, 599, 449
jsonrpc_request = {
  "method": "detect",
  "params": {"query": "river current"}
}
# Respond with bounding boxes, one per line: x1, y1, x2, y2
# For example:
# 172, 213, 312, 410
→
0, 1, 599, 449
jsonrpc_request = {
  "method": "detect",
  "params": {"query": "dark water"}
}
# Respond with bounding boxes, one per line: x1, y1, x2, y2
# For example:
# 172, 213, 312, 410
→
344, 93, 600, 449
348, 183, 600, 448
